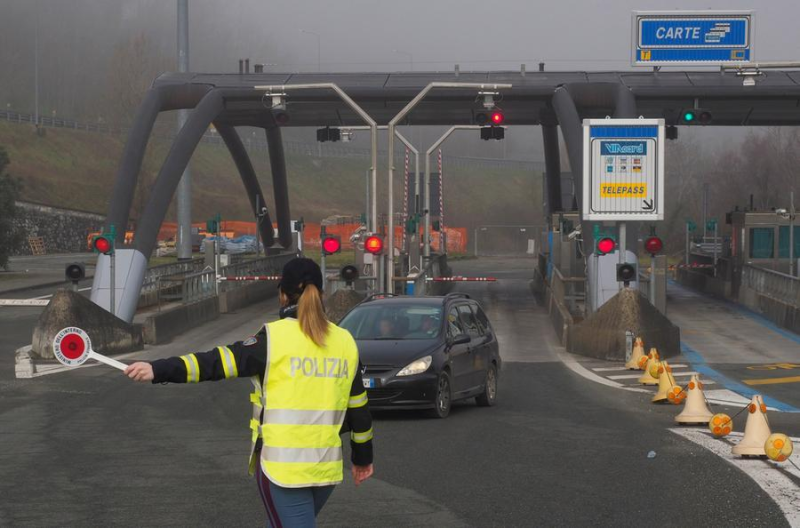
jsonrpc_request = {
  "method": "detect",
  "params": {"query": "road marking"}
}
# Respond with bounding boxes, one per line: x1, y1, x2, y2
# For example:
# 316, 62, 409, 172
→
31, 286, 91, 300
748, 363, 800, 371
592, 364, 687, 372
556, 351, 651, 394
607, 371, 697, 380
0, 299, 50, 306
744, 376, 800, 386
670, 428, 800, 525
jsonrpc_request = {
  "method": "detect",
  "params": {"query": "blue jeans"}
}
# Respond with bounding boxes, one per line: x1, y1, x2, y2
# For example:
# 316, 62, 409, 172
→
257, 468, 335, 528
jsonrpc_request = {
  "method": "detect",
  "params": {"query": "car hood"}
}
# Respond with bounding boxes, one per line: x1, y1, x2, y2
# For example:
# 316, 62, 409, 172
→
356, 339, 441, 368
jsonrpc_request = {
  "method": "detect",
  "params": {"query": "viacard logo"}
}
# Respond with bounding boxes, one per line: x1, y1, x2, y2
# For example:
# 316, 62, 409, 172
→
604, 143, 645, 155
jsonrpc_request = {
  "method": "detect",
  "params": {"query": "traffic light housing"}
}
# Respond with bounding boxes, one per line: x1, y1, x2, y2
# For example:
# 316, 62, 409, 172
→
65, 262, 85, 284
616, 263, 637, 285
92, 234, 114, 255
432, 220, 441, 232
644, 236, 663, 257
340, 265, 359, 285
680, 109, 712, 125
476, 110, 505, 126
480, 127, 505, 141
321, 235, 342, 256
272, 108, 290, 126
596, 236, 616, 255
364, 235, 384, 255
316, 127, 341, 142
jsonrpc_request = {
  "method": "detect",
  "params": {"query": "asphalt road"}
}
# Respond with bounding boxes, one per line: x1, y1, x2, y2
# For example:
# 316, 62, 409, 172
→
0, 256, 793, 526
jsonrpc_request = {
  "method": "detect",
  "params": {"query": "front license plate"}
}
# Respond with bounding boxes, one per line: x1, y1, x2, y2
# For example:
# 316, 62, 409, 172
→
363, 378, 375, 389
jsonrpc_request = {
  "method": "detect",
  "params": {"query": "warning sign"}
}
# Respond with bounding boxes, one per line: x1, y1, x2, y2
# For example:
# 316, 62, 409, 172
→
583, 119, 664, 221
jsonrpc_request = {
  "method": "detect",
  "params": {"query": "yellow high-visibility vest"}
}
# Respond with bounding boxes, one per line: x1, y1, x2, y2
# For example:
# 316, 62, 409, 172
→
247, 318, 359, 487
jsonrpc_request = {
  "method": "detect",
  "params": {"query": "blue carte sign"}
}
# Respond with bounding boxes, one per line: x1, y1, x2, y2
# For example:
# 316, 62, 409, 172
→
632, 11, 754, 66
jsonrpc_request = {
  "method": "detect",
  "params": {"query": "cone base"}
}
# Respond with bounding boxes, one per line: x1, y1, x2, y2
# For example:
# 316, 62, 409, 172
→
652, 396, 669, 403
640, 379, 659, 386
674, 413, 713, 424
732, 445, 768, 456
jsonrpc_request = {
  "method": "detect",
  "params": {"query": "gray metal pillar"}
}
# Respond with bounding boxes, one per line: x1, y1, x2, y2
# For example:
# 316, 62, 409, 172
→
542, 123, 563, 216
176, 0, 192, 260
265, 127, 293, 249
215, 124, 275, 247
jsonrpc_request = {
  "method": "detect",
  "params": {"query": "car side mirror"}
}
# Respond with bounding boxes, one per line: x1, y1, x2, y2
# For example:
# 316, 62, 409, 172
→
449, 334, 471, 346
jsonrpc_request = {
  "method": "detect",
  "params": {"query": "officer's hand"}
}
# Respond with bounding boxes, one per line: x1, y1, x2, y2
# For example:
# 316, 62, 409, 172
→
125, 362, 154, 382
352, 464, 373, 487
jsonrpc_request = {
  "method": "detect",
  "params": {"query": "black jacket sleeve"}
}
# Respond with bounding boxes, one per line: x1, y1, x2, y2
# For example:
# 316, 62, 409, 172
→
150, 327, 267, 384
344, 362, 374, 466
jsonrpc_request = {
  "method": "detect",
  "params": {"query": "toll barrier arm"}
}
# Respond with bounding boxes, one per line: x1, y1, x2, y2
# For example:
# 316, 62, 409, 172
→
149, 327, 373, 465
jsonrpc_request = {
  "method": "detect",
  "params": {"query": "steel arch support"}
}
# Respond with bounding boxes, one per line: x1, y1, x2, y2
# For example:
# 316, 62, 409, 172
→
265, 127, 292, 249
542, 123, 563, 216
215, 124, 275, 247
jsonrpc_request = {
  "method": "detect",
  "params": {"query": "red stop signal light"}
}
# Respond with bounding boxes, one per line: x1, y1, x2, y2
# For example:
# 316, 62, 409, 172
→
645, 236, 663, 256
364, 235, 384, 255
321, 236, 342, 256
596, 237, 616, 255
92, 235, 114, 255
491, 111, 505, 125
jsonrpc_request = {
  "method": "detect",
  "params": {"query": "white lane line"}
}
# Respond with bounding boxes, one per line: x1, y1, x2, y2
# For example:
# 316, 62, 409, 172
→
592, 364, 687, 372
31, 286, 91, 300
623, 379, 717, 388
670, 428, 800, 525
557, 351, 652, 394
608, 371, 698, 380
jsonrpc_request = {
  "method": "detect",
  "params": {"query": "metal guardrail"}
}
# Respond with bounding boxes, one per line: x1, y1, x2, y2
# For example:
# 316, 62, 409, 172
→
181, 270, 217, 304
141, 257, 207, 295
550, 267, 585, 316
742, 264, 800, 308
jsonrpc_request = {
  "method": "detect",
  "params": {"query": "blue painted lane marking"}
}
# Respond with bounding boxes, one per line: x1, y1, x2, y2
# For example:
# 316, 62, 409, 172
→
681, 342, 799, 413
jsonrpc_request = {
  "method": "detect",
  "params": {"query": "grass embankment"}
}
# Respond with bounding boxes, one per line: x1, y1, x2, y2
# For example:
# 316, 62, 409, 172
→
0, 121, 542, 233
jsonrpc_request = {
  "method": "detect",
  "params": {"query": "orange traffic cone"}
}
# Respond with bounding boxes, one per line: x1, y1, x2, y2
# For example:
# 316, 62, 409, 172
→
652, 361, 679, 403
625, 337, 646, 370
675, 375, 713, 424
638, 350, 660, 385
732, 395, 772, 457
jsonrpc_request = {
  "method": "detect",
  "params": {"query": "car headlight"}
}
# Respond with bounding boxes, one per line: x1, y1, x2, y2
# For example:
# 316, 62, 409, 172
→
397, 356, 432, 377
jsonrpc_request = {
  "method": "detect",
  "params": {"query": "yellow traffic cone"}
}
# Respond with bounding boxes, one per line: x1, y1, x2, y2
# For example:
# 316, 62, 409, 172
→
652, 361, 679, 403
638, 354, 660, 385
732, 395, 772, 457
625, 337, 646, 370
675, 375, 713, 424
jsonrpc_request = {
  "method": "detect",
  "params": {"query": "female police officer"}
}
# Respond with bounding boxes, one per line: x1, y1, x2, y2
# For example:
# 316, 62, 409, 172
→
124, 258, 374, 527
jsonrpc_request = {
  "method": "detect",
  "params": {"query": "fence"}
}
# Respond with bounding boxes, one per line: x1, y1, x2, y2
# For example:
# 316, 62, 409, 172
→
741, 264, 800, 308
218, 253, 298, 293
1, 109, 544, 172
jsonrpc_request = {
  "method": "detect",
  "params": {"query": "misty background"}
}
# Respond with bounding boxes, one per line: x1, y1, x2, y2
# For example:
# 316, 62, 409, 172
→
0, 0, 798, 250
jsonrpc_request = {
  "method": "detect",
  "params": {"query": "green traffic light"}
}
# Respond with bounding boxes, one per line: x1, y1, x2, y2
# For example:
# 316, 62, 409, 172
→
683, 111, 695, 122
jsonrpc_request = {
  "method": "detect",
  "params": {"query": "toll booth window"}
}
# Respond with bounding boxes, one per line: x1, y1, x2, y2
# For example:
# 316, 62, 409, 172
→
778, 226, 800, 259
749, 228, 774, 259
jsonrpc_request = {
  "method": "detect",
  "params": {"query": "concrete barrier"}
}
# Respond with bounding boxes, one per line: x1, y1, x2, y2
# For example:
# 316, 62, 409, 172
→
568, 288, 681, 361
739, 284, 800, 335
143, 296, 219, 345
219, 281, 278, 314
31, 289, 143, 359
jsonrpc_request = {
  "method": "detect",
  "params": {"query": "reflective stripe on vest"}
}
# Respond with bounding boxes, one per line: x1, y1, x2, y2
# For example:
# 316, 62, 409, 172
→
218, 346, 239, 379
256, 319, 359, 488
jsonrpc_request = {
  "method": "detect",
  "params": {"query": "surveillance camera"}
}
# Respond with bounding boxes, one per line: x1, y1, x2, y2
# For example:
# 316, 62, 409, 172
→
567, 226, 582, 240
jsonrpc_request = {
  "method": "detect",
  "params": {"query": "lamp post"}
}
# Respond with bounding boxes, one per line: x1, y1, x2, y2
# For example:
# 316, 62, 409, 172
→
300, 30, 321, 72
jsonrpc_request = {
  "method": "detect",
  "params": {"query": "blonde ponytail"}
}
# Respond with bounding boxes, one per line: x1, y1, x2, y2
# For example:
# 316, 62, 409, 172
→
297, 284, 329, 347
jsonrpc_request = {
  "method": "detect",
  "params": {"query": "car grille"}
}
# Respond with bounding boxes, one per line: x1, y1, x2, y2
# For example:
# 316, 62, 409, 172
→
367, 388, 402, 401
364, 364, 396, 375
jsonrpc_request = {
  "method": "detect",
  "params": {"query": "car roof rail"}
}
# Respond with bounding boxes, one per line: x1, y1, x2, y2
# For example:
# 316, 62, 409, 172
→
363, 293, 400, 303
445, 292, 470, 300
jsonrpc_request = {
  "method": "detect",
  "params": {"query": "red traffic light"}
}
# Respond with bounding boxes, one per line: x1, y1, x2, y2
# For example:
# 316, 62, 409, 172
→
93, 235, 113, 255
491, 111, 505, 125
321, 236, 341, 256
645, 236, 663, 256
597, 237, 616, 255
364, 236, 384, 255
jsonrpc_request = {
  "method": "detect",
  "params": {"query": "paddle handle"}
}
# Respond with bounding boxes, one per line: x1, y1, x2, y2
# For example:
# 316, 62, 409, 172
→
88, 350, 128, 371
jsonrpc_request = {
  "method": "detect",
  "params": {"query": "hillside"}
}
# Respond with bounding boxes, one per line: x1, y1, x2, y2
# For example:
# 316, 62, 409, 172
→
0, 121, 542, 231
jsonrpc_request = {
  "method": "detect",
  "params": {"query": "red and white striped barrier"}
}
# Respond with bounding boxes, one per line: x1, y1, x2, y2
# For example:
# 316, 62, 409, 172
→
427, 276, 497, 282
217, 275, 282, 282
669, 263, 716, 270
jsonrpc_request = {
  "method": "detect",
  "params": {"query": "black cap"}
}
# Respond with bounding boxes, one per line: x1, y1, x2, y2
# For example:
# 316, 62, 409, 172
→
279, 257, 323, 296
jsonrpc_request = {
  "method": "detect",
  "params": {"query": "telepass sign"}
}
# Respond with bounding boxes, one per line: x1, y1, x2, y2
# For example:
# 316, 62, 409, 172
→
582, 119, 665, 222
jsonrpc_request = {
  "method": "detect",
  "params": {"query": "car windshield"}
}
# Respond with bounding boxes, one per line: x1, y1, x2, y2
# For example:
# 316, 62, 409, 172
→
339, 304, 443, 340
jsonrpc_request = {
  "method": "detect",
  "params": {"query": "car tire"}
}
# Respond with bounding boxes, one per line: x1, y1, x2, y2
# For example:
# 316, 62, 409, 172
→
476, 364, 498, 407
427, 371, 452, 419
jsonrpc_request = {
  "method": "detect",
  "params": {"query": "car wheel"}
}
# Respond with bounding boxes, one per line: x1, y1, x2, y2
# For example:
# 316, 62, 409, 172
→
476, 364, 498, 407
427, 371, 452, 419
